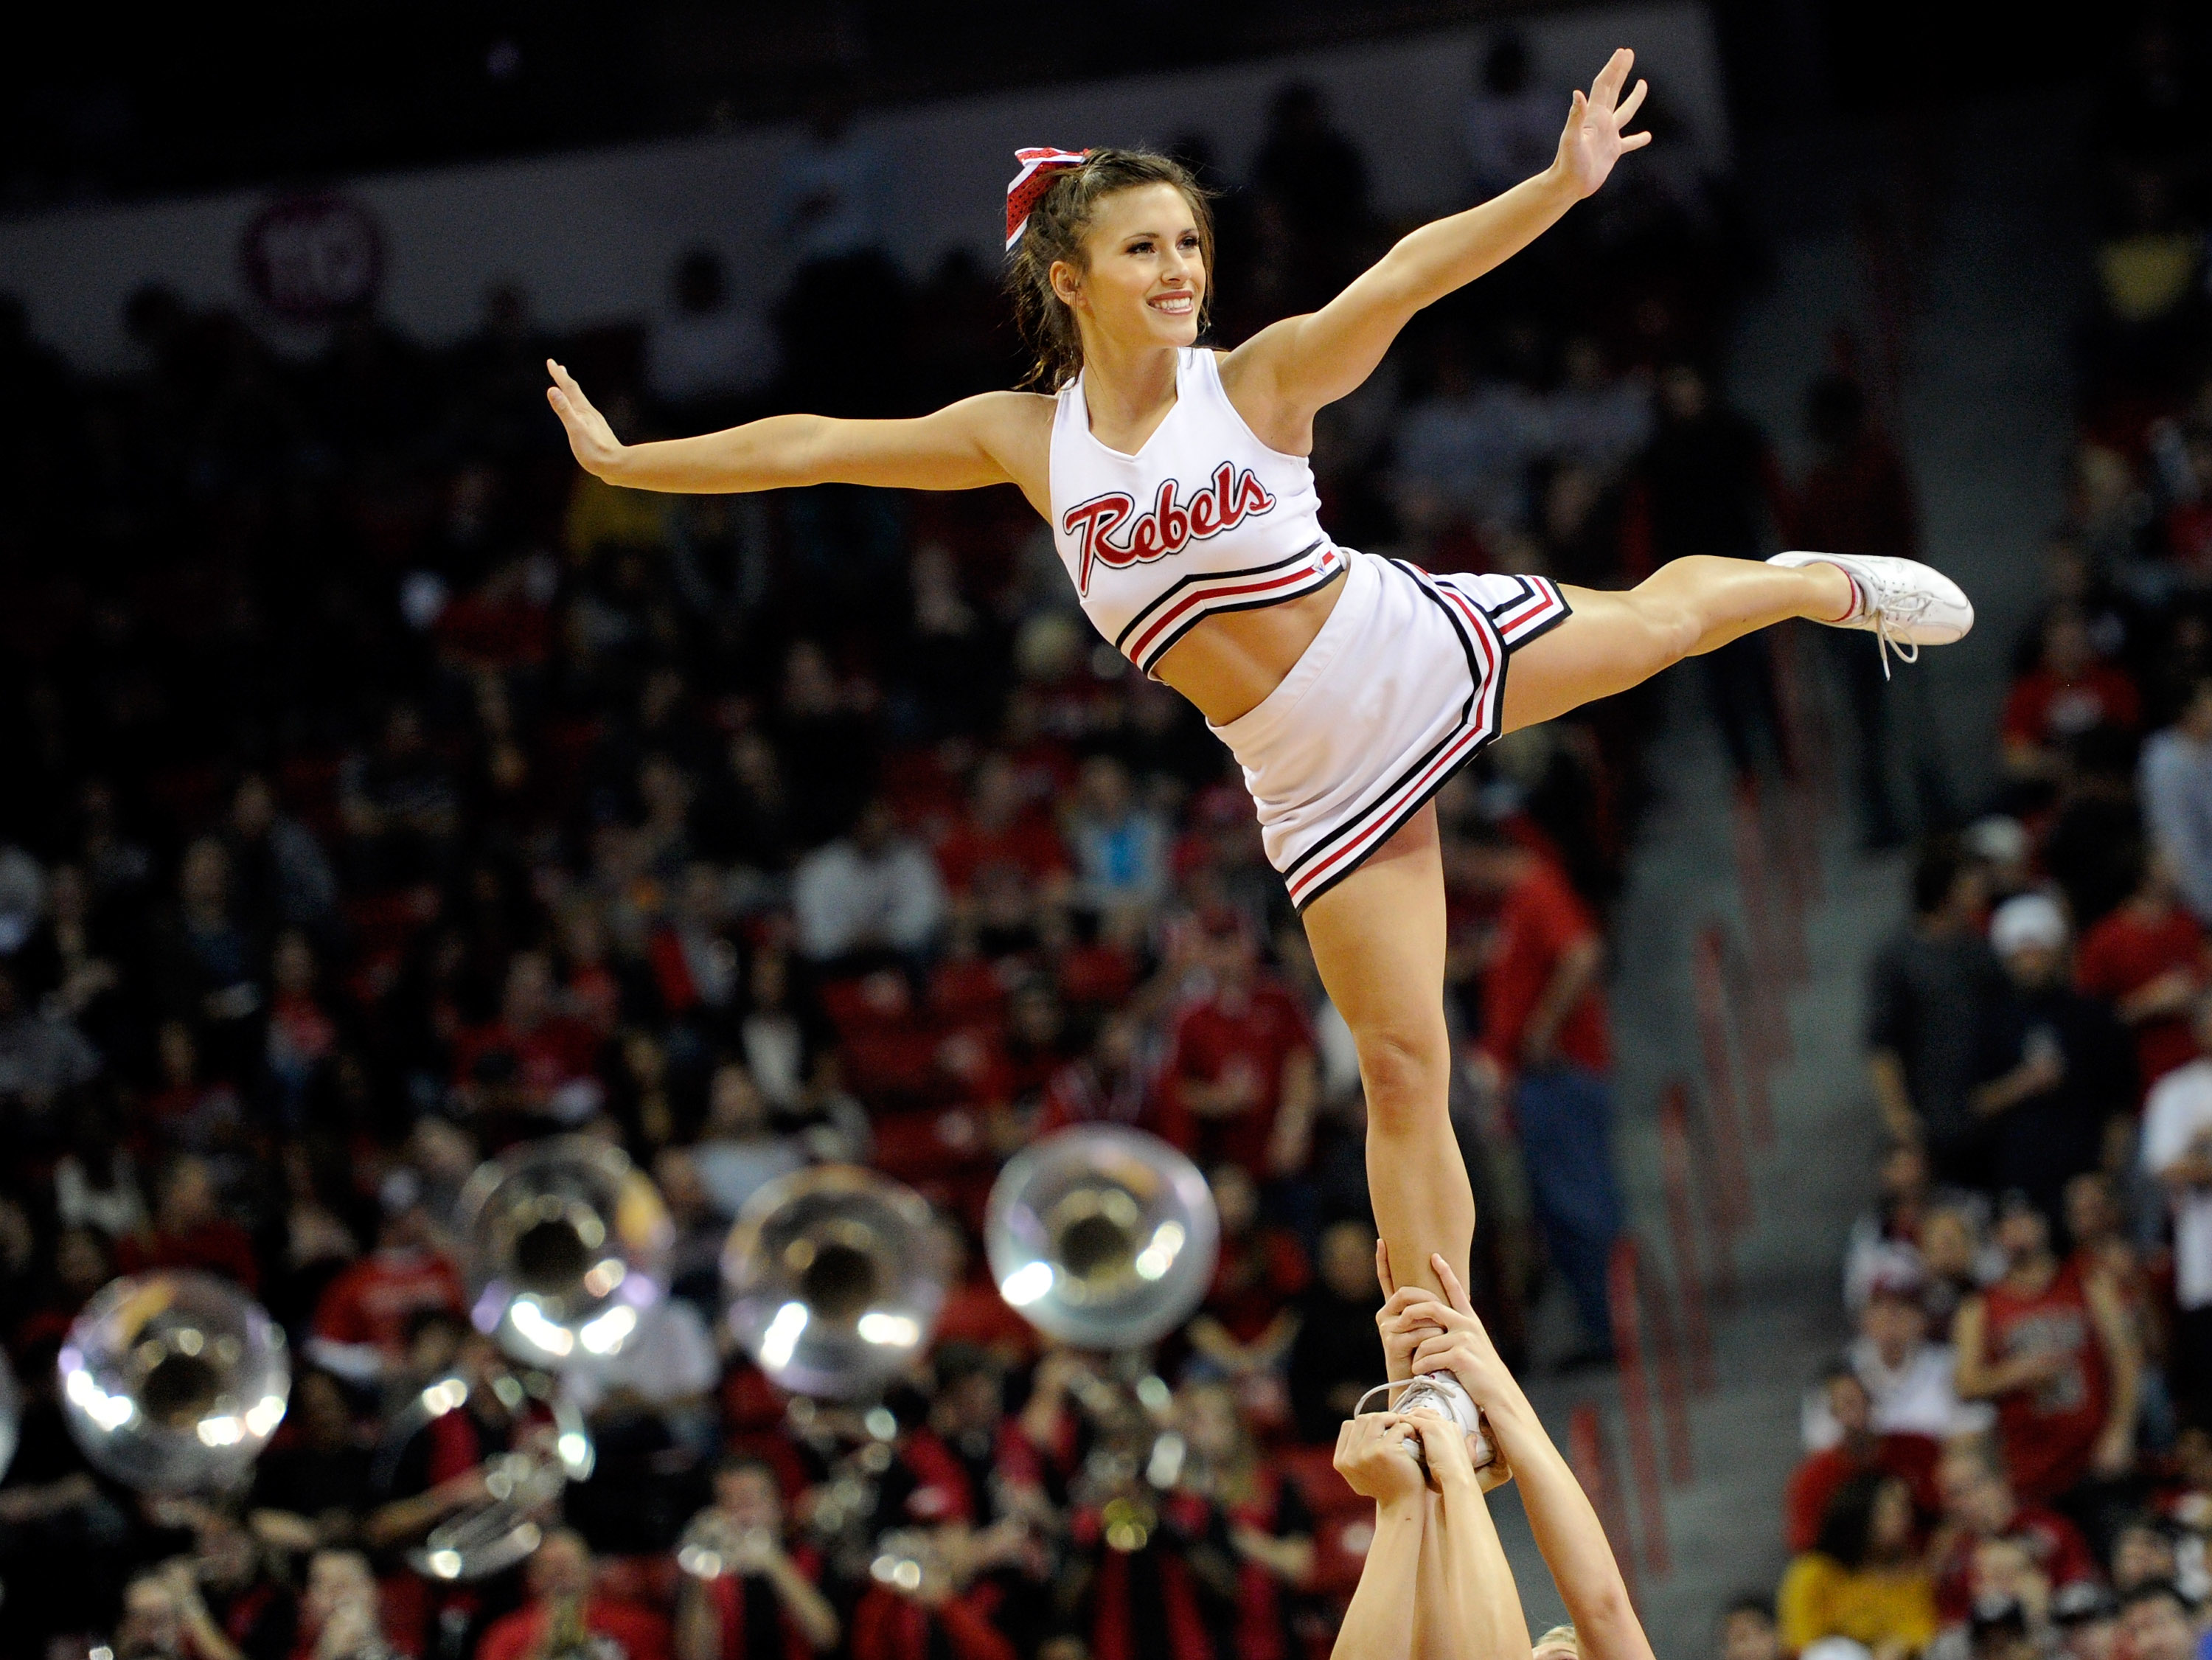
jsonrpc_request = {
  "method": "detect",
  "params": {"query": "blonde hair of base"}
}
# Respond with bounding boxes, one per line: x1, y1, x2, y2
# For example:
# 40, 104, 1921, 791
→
1534, 1626, 1581, 1658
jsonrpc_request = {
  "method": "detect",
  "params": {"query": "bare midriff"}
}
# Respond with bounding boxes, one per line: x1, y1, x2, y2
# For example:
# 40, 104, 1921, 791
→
1151, 576, 1348, 727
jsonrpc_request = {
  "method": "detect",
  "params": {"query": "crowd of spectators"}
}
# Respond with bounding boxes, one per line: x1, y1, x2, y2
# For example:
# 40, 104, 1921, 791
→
0, 38, 1795, 1660
1759, 17, 2212, 1660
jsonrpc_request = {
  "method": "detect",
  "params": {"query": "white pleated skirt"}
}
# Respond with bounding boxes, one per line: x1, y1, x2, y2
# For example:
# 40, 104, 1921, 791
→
1208, 550, 1571, 910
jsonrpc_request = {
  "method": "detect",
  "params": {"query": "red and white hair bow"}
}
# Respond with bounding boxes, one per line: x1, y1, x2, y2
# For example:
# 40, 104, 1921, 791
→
1005, 147, 1091, 250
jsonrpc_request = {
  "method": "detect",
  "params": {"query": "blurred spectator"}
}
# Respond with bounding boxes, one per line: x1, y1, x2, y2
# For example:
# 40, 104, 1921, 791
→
1158, 922, 1317, 1181
1867, 843, 2008, 1188
650, 248, 777, 411
2140, 680, 2212, 925
476, 1527, 672, 1660
1776, 1473, 1938, 1658
1796, 372, 1921, 847
792, 800, 946, 970
1252, 83, 1372, 285
116, 1155, 261, 1293
2000, 611, 2141, 791
673, 1456, 840, 1660
1954, 1197, 2139, 1509
1185, 1164, 1307, 1424
691, 1063, 807, 1220
1806, 1267, 1990, 1448
1929, 1439, 2098, 1626
846, 1524, 1017, 1660
2043, 732, 2147, 934
1635, 363, 1787, 781
1544, 336, 1652, 481
936, 756, 1071, 923
777, 88, 888, 265
1464, 820, 1621, 1361
2113, 1582, 2197, 1660
452, 949, 607, 1125
1463, 31, 1560, 200
1062, 759, 1169, 928
109, 1565, 246, 1660
2077, 852, 2206, 1101
295, 1548, 396, 1660
225, 775, 338, 944
250, 1370, 377, 1541
1972, 894, 2133, 1223
1719, 1597, 1783, 1660
2140, 999, 2212, 1424
305, 1173, 465, 1386
1287, 1217, 1388, 1440
1842, 1142, 1938, 1313
1391, 333, 1546, 539
1786, 1367, 1941, 1555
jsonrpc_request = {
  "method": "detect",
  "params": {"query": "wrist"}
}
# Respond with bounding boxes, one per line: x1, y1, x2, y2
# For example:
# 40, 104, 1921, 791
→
1536, 162, 1581, 206
1375, 1496, 1425, 1527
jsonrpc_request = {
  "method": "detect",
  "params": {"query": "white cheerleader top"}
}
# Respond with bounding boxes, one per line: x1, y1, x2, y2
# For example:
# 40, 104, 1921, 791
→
1047, 347, 1345, 677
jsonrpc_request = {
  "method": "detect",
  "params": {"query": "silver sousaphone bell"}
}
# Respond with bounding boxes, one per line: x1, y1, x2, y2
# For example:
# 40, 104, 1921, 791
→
411, 1136, 672, 1580
723, 1165, 949, 1399
985, 1125, 1219, 1349
58, 1271, 289, 1493
457, 1135, 674, 1367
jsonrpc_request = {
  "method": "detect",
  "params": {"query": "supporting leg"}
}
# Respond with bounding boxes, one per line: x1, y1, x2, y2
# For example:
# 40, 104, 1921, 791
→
1299, 803, 1470, 1302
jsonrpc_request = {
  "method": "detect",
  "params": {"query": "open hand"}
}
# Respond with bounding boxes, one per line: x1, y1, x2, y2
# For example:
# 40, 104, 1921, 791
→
1554, 49, 1652, 200
1394, 1256, 1514, 1409
546, 360, 625, 478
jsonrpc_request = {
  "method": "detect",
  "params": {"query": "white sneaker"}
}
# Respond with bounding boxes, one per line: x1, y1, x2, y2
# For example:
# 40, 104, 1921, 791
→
1354, 1373, 1498, 1471
1768, 550, 1974, 678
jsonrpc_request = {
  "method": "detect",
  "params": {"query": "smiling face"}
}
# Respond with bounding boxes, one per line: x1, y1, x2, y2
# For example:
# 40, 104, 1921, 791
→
1052, 182, 1207, 361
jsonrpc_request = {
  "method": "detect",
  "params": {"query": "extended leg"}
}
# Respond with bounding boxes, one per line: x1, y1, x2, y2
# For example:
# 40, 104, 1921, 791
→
1300, 803, 1467, 1302
1503, 555, 1852, 735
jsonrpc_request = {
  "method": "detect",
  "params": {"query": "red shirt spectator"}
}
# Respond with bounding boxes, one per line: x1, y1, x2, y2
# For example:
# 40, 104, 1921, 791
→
1930, 1445, 2096, 1624
451, 950, 605, 1120
2078, 861, 2206, 1098
1196, 1167, 1313, 1347
474, 1530, 669, 1660
934, 756, 1070, 897
849, 1578, 1015, 1660
1158, 924, 1317, 1178
1474, 844, 1610, 1075
1955, 1204, 2133, 1506
1038, 1018, 1155, 1136
1785, 1369, 1941, 1552
2000, 609, 2140, 768
477, 1598, 669, 1660
116, 1156, 260, 1294
1786, 1437, 1942, 1555
308, 1214, 466, 1386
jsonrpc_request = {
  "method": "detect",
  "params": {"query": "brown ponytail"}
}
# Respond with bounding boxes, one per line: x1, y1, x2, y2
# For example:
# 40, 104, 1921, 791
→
1005, 148, 1218, 391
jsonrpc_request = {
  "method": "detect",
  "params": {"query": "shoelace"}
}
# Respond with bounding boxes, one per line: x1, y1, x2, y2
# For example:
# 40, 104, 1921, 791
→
1867, 580, 1933, 681
1354, 1378, 1436, 1417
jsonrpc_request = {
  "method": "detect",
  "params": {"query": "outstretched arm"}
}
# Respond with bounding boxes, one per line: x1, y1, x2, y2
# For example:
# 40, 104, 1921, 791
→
1387, 1257, 1656, 1660
546, 363, 1051, 499
1222, 50, 1648, 445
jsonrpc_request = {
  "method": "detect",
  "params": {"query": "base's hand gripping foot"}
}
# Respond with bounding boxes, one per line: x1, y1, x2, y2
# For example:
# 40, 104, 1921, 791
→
1354, 1374, 1498, 1475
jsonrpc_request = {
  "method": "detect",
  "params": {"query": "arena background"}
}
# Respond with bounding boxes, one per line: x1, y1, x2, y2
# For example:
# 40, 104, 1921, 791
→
0, 3, 2197, 1659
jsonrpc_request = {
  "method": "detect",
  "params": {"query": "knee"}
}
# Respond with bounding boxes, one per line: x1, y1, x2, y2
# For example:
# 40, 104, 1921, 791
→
1624, 582, 1705, 662
1356, 1021, 1450, 1137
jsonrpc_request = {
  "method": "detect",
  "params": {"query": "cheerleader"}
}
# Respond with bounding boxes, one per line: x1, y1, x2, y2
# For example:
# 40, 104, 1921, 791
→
546, 48, 1970, 1437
